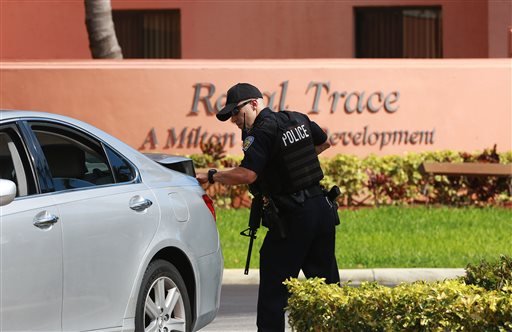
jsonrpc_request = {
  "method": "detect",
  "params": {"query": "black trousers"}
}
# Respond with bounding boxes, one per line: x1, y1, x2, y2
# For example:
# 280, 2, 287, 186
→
257, 194, 340, 332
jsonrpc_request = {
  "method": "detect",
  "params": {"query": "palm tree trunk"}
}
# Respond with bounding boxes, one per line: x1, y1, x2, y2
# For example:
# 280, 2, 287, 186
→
85, 0, 123, 59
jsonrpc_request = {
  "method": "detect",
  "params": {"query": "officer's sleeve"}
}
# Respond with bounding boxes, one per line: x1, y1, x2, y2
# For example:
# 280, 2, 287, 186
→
239, 123, 275, 176
310, 121, 328, 145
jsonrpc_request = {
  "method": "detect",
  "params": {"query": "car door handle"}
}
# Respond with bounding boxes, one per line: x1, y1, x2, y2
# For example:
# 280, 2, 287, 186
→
33, 212, 59, 229
129, 197, 153, 212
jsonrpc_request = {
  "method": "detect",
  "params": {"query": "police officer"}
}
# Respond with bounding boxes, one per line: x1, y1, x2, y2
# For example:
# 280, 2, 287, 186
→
197, 83, 340, 332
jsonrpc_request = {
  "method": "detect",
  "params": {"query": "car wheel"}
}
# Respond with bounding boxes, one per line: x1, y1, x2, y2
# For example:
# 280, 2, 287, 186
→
135, 260, 192, 332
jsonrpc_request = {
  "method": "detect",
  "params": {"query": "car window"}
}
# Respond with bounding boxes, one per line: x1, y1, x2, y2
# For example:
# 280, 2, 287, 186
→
104, 145, 137, 183
35, 131, 114, 191
0, 126, 37, 197
28, 122, 134, 192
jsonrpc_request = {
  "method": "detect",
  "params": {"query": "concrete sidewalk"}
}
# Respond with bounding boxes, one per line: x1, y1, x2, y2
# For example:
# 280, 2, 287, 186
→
222, 268, 466, 286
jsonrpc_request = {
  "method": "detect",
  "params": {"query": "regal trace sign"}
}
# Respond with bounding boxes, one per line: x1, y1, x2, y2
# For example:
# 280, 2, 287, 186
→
1, 60, 508, 157
140, 81, 435, 153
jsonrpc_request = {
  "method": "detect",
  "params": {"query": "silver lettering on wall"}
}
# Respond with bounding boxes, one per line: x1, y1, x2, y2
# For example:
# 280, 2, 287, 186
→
384, 91, 400, 113
142, 81, 433, 152
306, 81, 330, 113
190, 83, 217, 114
164, 127, 236, 149
139, 127, 237, 150
140, 126, 435, 151
190, 81, 400, 114
367, 92, 383, 113
324, 126, 435, 150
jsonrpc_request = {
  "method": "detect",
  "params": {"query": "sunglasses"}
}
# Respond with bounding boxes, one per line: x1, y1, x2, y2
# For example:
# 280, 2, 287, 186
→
232, 100, 253, 116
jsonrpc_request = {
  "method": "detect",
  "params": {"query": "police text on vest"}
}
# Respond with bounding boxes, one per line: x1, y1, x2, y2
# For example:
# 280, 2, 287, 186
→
282, 125, 310, 147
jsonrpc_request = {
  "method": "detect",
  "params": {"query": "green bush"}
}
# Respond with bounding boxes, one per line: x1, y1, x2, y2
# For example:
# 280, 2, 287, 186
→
285, 256, 512, 331
320, 154, 365, 206
190, 149, 512, 208
501, 151, 512, 164
285, 278, 512, 331
463, 255, 512, 291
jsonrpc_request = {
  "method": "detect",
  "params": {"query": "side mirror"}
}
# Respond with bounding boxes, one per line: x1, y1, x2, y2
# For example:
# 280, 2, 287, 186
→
0, 179, 17, 206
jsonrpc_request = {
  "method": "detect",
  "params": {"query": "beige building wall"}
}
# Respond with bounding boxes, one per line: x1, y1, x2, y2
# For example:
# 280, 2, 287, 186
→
1, 0, 507, 59
488, 0, 512, 57
1, 60, 510, 157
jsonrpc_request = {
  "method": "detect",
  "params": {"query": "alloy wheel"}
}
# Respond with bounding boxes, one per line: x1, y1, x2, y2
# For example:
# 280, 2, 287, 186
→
144, 276, 186, 332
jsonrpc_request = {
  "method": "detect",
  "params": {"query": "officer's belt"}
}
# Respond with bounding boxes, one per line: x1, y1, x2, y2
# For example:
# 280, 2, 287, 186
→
299, 184, 323, 199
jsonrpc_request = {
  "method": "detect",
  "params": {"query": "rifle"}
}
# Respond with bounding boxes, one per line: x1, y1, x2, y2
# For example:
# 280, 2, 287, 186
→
240, 194, 263, 275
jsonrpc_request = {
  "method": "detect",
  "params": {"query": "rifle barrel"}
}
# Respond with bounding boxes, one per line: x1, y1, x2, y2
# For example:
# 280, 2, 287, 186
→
244, 231, 255, 275
242, 194, 263, 275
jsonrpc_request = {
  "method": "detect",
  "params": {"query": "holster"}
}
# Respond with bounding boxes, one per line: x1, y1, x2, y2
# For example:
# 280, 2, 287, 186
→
324, 186, 341, 225
330, 199, 340, 226
262, 198, 287, 239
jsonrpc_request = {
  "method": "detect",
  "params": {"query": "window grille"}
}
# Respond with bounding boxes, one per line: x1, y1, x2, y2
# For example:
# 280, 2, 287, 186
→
113, 10, 181, 59
355, 7, 442, 58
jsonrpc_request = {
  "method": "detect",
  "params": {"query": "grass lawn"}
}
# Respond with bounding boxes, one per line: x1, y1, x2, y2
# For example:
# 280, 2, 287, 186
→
216, 206, 511, 269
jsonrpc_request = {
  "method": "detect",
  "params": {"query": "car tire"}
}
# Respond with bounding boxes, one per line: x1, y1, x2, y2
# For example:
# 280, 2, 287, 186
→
135, 260, 192, 332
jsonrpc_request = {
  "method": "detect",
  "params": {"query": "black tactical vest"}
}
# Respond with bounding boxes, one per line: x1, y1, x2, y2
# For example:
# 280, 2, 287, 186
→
269, 111, 324, 194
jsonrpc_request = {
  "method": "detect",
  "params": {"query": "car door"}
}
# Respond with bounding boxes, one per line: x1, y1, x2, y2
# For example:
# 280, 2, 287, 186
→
28, 121, 160, 331
0, 124, 63, 331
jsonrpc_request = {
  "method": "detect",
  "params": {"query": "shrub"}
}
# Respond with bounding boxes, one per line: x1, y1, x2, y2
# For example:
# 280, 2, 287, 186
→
285, 278, 512, 331
463, 255, 512, 291
285, 256, 512, 331
189, 148, 511, 208
320, 154, 366, 206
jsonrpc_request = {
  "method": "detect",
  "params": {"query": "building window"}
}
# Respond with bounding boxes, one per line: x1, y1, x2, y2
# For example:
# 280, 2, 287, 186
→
355, 7, 442, 58
113, 10, 181, 59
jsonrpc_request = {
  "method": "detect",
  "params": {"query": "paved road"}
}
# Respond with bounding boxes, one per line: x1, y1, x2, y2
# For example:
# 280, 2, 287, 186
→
199, 284, 293, 332
199, 284, 258, 332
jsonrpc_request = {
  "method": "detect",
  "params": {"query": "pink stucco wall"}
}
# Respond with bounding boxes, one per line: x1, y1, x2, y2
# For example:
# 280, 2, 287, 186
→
1, 59, 510, 157
488, 0, 512, 57
0, 1, 90, 59
1, 0, 509, 59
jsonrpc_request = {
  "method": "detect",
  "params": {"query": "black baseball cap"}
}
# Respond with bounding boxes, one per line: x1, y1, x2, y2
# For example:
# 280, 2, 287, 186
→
216, 83, 263, 121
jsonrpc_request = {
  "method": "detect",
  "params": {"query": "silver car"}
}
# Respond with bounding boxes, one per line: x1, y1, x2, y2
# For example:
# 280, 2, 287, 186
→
0, 110, 223, 332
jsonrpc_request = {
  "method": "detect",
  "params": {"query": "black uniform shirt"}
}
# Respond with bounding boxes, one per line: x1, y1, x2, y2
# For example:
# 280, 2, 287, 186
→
240, 108, 327, 178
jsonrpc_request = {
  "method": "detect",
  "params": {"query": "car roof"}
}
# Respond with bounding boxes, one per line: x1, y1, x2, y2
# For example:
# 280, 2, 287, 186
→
0, 109, 197, 186
1, 109, 77, 122
0, 110, 106, 142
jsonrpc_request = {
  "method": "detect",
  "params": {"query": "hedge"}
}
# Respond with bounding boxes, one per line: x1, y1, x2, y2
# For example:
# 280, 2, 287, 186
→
190, 146, 512, 208
285, 256, 512, 332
